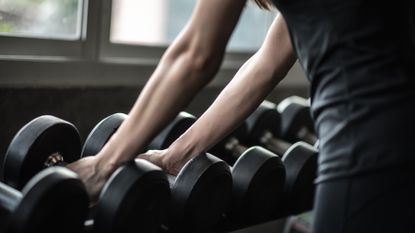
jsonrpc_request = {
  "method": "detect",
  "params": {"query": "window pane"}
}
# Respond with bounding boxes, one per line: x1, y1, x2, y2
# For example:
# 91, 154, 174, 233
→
110, 0, 277, 51
0, 0, 82, 40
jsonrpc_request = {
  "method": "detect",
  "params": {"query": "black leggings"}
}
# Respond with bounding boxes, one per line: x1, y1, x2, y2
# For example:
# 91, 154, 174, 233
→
312, 164, 415, 233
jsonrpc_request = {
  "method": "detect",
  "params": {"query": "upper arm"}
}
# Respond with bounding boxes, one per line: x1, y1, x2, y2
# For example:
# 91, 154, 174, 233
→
257, 14, 297, 78
168, 0, 247, 59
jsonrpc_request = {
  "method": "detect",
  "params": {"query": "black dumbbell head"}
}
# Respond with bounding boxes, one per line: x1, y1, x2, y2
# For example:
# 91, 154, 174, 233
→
230, 146, 285, 225
169, 153, 232, 233
80, 114, 171, 233
147, 112, 196, 150
81, 113, 127, 157
246, 100, 281, 145
281, 142, 318, 216
94, 159, 170, 233
278, 96, 314, 142
3, 116, 81, 190
10, 167, 88, 233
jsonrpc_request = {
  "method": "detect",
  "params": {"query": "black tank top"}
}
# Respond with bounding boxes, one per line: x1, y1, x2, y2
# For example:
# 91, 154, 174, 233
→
272, 0, 415, 182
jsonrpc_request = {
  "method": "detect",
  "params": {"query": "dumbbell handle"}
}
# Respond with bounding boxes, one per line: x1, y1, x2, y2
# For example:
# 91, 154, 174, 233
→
224, 137, 248, 159
44, 153, 67, 167
260, 131, 292, 157
296, 126, 318, 145
0, 182, 21, 215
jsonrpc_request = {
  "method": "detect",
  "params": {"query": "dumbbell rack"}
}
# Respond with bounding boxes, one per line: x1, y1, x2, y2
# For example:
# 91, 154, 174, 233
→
68, 218, 289, 233
223, 218, 287, 233
2, 109, 316, 233
157, 218, 288, 233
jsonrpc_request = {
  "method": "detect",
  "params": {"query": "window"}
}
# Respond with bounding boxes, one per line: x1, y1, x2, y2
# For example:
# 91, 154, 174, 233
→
110, 0, 277, 51
0, 0, 83, 40
0, 0, 306, 88
0, 0, 277, 61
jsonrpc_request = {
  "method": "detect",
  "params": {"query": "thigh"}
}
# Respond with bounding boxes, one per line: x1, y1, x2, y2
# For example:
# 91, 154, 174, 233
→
312, 164, 415, 233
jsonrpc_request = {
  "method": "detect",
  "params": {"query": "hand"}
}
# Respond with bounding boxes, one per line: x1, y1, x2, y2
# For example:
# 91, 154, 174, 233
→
66, 156, 115, 203
138, 149, 189, 176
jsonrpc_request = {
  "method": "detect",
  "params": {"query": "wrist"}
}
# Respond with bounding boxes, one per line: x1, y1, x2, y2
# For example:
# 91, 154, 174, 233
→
94, 138, 128, 179
94, 153, 119, 180
165, 133, 202, 165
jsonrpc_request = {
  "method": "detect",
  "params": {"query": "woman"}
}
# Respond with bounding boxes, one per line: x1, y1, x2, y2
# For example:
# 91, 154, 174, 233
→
69, 0, 415, 232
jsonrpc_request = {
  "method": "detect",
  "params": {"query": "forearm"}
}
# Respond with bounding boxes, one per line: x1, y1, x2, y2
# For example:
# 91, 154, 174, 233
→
96, 49, 221, 168
166, 15, 296, 164
170, 54, 294, 161
92, 0, 246, 170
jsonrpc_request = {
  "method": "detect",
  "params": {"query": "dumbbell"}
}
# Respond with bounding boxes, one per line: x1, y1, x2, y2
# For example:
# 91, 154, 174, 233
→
0, 167, 88, 233
208, 122, 285, 226
246, 101, 318, 216
82, 112, 196, 157
245, 100, 292, 156
2, 115, 170, 233
277, 96, 318, 145
82, 112, 232, 233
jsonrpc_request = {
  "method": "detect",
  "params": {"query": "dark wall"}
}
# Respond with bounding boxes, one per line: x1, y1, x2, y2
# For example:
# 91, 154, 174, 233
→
0, 86, 308, 167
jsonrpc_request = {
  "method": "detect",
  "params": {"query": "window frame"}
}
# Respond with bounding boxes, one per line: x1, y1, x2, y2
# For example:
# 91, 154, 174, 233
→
0, 0, 307, 88
0, 0, 97, 60
97, 0, 257, 69
0, 0, 256, 66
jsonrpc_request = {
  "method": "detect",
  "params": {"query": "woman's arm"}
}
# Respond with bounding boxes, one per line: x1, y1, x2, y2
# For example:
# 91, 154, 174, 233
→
68, 0, 247, 198
96, 0, 247, 168
153, 15, 297, 174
